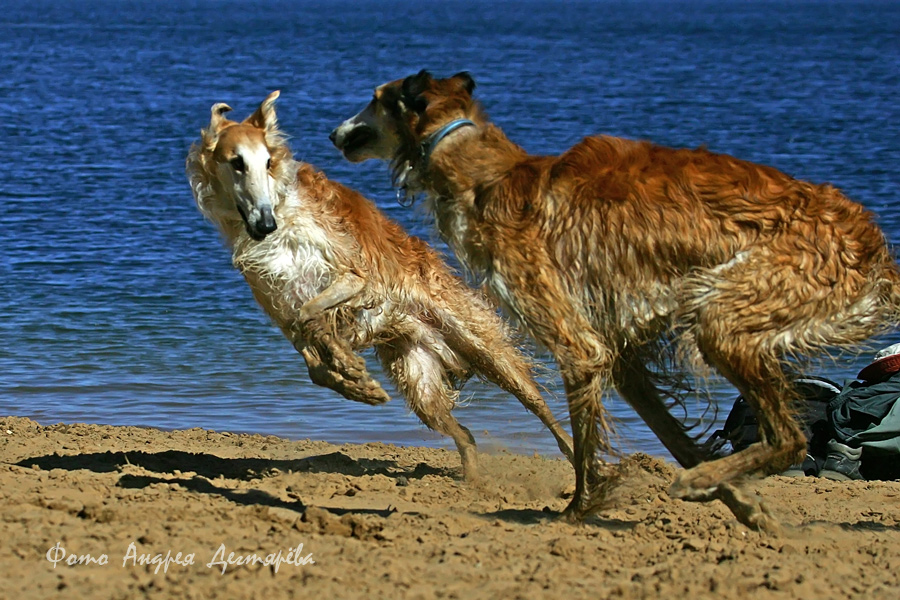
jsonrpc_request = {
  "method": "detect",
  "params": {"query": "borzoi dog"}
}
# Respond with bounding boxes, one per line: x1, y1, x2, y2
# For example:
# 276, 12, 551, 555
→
186, 91, 574, 480
331, 71, 900, 529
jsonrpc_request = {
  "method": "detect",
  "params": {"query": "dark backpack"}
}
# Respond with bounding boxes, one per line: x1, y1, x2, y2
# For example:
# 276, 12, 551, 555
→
704, 376, 841, 457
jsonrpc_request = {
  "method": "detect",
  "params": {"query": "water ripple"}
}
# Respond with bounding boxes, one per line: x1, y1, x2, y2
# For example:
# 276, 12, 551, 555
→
1, 0, 898, 458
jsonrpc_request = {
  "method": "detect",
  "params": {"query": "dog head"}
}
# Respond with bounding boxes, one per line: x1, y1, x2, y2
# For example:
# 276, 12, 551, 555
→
197, 90, 285, 241
330, 70, 480, 165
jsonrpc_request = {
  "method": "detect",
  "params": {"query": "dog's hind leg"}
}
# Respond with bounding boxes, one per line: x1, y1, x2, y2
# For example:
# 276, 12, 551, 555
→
669, 339, 804, 532
669, 256, 819, 531
438, 311, 575, 463
612, 347, 707, 469
491, 364, 575, 464
669, 352, 805, 492
377, 340, 479, 480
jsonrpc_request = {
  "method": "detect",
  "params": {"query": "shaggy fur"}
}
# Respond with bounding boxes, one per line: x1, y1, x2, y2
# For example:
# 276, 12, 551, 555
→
331, 71, 900, 529
186, 91, 574, 480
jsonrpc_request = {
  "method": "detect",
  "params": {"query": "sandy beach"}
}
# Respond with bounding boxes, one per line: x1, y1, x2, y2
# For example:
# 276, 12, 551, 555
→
2, 415, 899, 599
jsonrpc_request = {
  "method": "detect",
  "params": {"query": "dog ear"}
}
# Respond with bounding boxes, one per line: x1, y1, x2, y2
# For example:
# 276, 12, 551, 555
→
208, 103, 233, 133
401, 70, 431, 113
451, 71, 476, 96
245, 90, 281, 131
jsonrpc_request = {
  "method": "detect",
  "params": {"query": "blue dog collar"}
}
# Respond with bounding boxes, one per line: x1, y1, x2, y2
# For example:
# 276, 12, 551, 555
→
420, 119, 477, 165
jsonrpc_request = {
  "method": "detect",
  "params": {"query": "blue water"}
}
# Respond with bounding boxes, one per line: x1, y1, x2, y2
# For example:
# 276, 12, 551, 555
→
2, 0, 899, 459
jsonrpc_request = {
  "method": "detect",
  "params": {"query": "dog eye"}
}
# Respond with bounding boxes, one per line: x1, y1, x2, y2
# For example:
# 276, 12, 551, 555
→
230, 156, 245, 172
266, 158, 272, 171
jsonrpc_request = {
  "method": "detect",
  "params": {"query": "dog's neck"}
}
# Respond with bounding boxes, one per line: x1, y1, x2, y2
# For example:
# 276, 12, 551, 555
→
419, 119, 478, 169
406, 123, 527, 198
398, 123, 529, 274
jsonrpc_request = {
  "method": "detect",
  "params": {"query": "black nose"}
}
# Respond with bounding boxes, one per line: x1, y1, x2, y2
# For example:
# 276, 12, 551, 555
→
248, 217, 276, 242
259, 211, 277, 234
328, 129, 337, 144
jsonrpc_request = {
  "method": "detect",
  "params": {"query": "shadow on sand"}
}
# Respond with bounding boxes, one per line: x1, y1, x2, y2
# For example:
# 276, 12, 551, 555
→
14, 449, 456, 520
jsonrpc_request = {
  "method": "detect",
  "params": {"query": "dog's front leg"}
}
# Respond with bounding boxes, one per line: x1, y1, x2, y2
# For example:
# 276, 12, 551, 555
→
293, 272, 390, 406
297, 335, 390, 406
298, 271, 366, 323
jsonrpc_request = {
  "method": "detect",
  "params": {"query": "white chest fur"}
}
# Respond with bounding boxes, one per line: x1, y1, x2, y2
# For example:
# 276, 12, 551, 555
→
232, 221, 335, 321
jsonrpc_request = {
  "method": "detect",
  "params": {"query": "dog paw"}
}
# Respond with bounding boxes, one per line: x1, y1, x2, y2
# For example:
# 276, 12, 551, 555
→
668, 466, 721, 501
713, 483, 783, 535
558, 489, 601, 524
300, 341, 390, 406
558, 507, 584, 525
668, 478, 719, 502
558, 501, 590, 525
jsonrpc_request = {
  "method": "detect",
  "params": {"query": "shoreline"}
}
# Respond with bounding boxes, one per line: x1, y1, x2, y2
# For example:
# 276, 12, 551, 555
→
2, 415, 899, 599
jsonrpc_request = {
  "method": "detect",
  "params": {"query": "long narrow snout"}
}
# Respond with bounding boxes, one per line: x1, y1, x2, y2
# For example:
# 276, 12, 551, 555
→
330, 116, 380, 162
237, 200, 277, 241
246, 205, 277, 240
230, 160, 278, 241
217, 141, 279, 241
